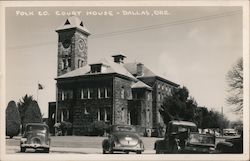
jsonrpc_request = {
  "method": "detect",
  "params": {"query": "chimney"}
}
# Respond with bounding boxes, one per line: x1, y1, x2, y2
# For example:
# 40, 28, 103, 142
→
137, 63, 144, 76
112, 54, 126, 64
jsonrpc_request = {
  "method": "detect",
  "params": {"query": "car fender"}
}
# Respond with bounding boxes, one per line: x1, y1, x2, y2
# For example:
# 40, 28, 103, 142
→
154, 140, 166, 150
216, 141, 233, 152
102, 139, 109, 149
217, 141, 233, 148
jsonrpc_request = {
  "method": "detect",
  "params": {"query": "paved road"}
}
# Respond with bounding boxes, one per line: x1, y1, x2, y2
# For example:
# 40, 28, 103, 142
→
6, 136, 158, 154
6, 135, 230, 154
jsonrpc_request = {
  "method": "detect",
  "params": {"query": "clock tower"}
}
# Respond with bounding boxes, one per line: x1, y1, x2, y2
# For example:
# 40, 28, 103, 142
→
56, 17, 90, 76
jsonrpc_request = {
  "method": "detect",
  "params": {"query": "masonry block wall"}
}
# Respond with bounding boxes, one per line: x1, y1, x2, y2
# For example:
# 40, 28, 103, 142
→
113, 76, 133, 125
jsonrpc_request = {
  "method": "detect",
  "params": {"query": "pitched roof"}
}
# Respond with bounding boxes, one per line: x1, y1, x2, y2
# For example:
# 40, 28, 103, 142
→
123, 62, 156, 77
132, 81, 152, 90
57, 58, 136, 80
56, 16, 90, 35
124, 62, 179, 87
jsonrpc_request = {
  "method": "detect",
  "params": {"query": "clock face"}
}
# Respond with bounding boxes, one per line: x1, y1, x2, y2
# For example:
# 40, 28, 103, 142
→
77, 38, 86, 52
62, 39, 71, 48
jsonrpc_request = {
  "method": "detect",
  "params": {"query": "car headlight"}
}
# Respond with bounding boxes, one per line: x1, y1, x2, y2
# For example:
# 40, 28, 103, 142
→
209, 147, 215, 151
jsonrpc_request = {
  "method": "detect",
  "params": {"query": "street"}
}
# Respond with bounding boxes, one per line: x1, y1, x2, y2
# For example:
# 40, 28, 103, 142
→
6, 136, 158, 154
6, 135, 229, 154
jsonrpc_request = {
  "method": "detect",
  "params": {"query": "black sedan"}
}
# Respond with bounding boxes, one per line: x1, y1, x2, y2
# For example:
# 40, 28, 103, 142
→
102, 125, 144, 154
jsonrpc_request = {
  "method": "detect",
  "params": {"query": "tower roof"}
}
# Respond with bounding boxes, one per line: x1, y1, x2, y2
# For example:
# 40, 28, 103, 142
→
56, 16, 90, 35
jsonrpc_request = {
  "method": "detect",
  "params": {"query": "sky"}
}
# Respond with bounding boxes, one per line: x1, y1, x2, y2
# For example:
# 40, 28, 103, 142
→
5, 6, 243, 121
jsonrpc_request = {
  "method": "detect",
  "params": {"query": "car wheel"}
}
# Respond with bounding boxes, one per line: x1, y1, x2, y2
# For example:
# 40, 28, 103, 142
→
136, 151, 142, 154
20, 147, 26, 153
43, 148, 50, 153
125, 151, 129, 154
172, 144, 179, 154
103, 150, 106, 154
108, 147, 113, 154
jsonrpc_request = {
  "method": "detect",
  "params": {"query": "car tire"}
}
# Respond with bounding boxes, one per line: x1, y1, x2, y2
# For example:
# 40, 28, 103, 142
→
108, 147, 113, 154
103, 150, 106, 154
20, 147, 26, 153
136, 151, 142, 154
172, 144, 179, 154
44, 148, 50, 153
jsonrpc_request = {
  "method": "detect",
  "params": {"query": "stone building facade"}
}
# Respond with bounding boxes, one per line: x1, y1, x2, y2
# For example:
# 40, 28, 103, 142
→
48, 17, 179, 135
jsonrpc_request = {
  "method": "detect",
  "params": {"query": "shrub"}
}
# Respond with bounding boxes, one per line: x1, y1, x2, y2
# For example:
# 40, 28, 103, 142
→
91, 121, 109, 136
22, 101, 42, 129
60, 121, 72, 136
6, 101, 21, 138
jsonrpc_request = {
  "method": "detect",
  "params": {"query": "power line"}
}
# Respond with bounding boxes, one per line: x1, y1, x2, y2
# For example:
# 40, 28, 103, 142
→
90, 10, 241, 39
7, 10, 241, 50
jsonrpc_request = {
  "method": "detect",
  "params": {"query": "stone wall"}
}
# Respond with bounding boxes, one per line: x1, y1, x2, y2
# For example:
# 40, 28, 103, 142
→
113, 76, 133, 125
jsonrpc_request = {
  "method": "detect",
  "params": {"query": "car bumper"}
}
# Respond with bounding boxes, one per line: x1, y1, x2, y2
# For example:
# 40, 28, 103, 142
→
21, 143, 49, 149
181, 146, 214, 154
112, 146, 144, 152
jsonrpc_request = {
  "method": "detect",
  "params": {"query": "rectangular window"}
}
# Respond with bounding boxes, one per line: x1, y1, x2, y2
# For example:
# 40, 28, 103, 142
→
68, 58, 71, 67
100, 108, 105, 121
81, 89, 88, 99
88, 88, 94, 99
78, 59, 81, 68
62, 59, 67, 69
106, 109, 111, 122
98, 88, 105, 98
97, 108, 100, 121
105, 88, 111, 98
61, 91, 65, 101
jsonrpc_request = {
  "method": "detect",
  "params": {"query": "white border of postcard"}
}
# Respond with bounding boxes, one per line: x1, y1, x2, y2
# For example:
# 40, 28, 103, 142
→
0, 1, 249, 161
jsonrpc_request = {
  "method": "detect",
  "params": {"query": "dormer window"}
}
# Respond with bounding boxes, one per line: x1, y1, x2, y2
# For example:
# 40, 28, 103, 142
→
112, 54, 126, 64
90, 63, 108, 73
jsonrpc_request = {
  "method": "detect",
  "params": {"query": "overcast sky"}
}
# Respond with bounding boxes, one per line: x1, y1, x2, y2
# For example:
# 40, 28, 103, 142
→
5, 6, 242, 121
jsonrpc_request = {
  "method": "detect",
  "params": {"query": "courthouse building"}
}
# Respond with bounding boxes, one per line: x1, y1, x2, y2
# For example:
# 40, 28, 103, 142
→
48, 17, 179, 135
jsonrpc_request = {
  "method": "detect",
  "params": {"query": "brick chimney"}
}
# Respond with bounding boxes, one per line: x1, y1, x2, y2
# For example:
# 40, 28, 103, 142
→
112, 54, 126, 64
137, 63, 144, 76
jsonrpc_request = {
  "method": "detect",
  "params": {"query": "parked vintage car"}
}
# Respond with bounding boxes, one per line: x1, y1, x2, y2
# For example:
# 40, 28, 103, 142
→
216, 131, 243, 153
20, 123, 50, 153
223, 128, 238, 136
154, 120, 215, 154
102, 124, 145, 154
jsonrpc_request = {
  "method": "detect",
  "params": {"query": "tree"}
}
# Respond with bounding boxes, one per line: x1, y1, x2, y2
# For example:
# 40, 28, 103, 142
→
159, 86, 198, 125
17, 95, 34, 123
6, 101, 21, 138
194, 107, 209, 129
226, 57, 243, 112
22, 101, 42, 131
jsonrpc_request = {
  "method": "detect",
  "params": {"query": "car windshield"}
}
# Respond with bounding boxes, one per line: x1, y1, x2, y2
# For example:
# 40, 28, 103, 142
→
172, 125, 197, 133
188, 133, 215, 144
27, 125, 47, 133
113, 126, 136, 133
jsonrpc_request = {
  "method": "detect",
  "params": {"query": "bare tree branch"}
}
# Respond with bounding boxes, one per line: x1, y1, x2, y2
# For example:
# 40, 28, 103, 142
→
226, 57, 243, 113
